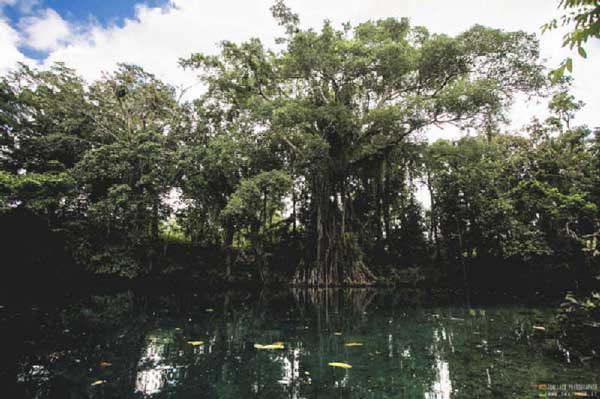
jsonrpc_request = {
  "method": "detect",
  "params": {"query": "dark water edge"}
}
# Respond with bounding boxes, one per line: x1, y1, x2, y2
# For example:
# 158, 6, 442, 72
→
0, 257, 584, 307
1, 286, 599, 399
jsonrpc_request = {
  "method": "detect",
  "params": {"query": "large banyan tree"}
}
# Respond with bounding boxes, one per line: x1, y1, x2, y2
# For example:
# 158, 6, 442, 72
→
182, 1, 545, 286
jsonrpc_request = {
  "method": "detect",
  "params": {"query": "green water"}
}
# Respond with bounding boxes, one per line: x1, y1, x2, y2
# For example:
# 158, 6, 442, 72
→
2, 289, 598, 398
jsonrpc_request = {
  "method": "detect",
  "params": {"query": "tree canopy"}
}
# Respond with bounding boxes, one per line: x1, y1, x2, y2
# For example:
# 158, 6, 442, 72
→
0, 2, 597, 294
181, 2, 546, 284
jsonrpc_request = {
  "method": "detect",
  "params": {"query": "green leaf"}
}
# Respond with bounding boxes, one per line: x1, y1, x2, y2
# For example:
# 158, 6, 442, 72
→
565, 57, 573, 73
551, 65, 565, 84
577, 46, 587, 58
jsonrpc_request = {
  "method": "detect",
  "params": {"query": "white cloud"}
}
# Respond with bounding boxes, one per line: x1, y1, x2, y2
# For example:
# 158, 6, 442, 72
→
0, 0, 40, 13
40, 0, 279, 97
0, 15, 26, 74
20, 8, 71, 51
16, 0, 39, 13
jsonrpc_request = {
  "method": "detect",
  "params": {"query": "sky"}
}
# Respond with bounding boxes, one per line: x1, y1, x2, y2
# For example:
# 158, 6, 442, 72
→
1, 0, 599, 139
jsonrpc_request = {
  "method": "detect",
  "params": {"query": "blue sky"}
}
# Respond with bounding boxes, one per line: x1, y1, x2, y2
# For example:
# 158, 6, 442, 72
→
1, 0, 169, 58
42, 0, 167, 23
3, 0, 168, 28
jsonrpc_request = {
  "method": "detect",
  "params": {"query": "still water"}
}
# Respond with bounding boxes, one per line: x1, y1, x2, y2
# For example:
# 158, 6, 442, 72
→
1, 288, 598, 398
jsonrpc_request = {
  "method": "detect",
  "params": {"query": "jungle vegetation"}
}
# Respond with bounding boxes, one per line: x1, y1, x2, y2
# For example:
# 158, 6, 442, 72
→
1, 2, 598, 300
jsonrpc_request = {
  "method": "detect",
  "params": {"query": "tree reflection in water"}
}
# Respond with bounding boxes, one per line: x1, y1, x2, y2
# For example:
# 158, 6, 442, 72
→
3, 289, 598, 398
135, 333, 179, 395
425, 328, 452, 399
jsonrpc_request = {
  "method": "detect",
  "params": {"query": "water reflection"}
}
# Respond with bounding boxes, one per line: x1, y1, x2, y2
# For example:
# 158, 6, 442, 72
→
276, 347, 304, 399
4, 289, 598, 399
426, 329, 452, 399
135, 334, 171, 395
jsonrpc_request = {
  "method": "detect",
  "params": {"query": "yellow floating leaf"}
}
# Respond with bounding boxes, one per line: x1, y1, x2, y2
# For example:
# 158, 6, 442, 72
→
344, 342, 363, 347
533, 326, 546, 331
328, 362, 352, 369
99, 361, 112, 368
91, 380, 106, 386
187, 340, 204, 346
334, 332, 342, 336
175, 327, 181, 331
205, 308, 214, 313
254, 343, 285, 350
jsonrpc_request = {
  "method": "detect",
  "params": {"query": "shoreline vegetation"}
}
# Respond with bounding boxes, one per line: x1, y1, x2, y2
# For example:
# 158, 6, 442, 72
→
1, 1, 599, 363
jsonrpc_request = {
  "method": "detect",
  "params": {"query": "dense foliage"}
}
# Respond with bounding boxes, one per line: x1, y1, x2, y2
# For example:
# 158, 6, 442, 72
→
0, 3, 598, 300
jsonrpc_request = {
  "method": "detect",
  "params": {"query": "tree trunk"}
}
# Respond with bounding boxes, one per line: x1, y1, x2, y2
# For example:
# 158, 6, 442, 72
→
375, 159, 385, 248
224, 224, 235, 279
426, 169, 440, 258
455, 213, 469, 290
293, 171, 375, 286
151, 199, 159, 241
292, 181, 297, 233
382, 184, 392, 247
